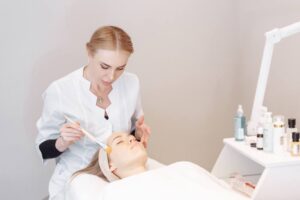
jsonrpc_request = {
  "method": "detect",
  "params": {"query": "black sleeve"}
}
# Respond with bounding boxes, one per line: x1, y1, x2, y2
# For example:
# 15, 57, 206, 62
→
39, 139, 63, 159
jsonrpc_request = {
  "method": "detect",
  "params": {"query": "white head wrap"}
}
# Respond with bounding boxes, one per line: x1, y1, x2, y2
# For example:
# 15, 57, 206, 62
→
99, 148, 120, 182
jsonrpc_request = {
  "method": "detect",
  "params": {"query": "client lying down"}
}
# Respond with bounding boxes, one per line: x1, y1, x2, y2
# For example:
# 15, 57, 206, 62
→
66, 132, 247, 200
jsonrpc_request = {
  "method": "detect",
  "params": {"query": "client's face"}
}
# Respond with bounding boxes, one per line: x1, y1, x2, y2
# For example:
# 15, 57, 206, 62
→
107, 132, 147, 171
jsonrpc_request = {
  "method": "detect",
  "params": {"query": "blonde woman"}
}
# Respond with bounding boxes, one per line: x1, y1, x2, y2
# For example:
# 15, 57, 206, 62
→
35, 26, 150, 200
67, 132, 248, 200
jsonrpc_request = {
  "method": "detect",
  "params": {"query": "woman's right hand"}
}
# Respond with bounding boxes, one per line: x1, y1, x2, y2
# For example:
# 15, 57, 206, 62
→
55, 122, 84, 152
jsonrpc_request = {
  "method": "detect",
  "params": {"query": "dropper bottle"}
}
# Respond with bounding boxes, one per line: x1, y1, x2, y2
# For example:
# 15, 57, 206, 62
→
291, 132, 300, 157
286, 119, 297, 152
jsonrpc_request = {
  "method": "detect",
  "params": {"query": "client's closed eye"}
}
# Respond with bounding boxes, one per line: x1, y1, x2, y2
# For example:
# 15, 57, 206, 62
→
117, 140, 124, 144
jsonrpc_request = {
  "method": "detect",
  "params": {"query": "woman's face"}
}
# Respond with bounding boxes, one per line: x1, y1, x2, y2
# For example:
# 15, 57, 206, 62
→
107, 132, 147, 171
87, 49, 130, 88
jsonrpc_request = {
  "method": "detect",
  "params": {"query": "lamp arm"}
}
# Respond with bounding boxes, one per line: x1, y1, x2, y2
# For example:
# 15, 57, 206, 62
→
248, 22, 300, 135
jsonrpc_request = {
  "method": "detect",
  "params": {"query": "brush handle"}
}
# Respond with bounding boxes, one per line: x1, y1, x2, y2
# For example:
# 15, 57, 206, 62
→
81, 128, 107, 148
64, 115, 107, 149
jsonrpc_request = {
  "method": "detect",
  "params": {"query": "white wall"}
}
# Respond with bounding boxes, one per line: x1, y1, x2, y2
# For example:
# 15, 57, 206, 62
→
3, 1, 300, 199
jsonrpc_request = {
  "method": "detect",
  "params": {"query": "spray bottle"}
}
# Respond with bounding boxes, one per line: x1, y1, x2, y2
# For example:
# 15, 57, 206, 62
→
234, 105, 246, 141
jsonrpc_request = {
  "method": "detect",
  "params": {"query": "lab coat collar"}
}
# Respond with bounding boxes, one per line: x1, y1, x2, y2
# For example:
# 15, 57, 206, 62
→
75, 66, 123, 112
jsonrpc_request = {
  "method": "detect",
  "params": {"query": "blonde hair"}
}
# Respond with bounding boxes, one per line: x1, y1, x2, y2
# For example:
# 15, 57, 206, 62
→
72, 149, 107, 181
86, 26, 134, 56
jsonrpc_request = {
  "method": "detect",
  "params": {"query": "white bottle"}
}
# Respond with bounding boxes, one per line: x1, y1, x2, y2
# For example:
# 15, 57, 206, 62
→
234, 105, 245, 141
263, 112, 273, 152
257, 127, 264, 150
273, 115, 285, 154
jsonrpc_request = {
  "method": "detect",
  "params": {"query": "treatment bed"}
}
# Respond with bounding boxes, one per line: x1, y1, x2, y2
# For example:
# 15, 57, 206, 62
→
65, 158, 248, 200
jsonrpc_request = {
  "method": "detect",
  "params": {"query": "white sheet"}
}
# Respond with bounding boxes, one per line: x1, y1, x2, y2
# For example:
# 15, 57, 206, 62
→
66, 161, 248, 200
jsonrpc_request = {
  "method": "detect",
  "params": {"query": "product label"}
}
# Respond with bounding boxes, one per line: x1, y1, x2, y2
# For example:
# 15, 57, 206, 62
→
263, 126, 273, 152
234, 117, 244, 141
257, 138, 263, 149
292, 144, 300, 155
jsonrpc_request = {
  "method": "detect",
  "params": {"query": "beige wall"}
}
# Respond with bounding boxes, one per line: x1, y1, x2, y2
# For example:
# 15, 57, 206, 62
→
1, 0, 299, 199
136, 1, 239, 169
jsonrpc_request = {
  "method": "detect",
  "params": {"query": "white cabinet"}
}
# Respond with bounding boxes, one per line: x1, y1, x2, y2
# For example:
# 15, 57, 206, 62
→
212, 138, 300, 200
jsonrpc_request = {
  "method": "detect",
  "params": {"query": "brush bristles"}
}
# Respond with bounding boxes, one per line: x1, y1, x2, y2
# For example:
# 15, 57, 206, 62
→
105, 146, 112, 154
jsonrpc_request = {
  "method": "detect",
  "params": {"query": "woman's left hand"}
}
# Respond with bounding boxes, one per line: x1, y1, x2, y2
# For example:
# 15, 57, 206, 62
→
135, 115, 151, 148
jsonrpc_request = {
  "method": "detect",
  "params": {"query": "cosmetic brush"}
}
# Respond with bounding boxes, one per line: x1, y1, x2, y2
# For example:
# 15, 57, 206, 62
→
64, 115, 112, 154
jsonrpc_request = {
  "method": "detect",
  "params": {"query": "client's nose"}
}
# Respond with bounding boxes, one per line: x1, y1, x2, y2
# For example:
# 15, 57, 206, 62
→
129, 136, 136, 144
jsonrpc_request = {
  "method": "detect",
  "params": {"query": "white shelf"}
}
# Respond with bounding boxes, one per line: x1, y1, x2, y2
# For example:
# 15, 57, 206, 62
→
223, 138, 300, 168
212, 137, 300, 200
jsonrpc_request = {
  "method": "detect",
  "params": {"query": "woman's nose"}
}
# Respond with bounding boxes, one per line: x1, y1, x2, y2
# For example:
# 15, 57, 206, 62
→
108, 70, 115, 81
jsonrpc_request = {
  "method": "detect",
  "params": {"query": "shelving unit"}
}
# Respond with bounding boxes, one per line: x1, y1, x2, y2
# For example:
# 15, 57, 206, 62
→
212, 138, 300, 200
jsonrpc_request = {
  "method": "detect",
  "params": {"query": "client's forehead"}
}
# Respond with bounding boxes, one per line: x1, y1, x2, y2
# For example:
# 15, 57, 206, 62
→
108, 132, 129, 144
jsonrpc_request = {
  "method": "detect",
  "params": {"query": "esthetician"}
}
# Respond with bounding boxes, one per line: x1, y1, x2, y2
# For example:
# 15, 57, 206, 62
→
35, 26, 151, 200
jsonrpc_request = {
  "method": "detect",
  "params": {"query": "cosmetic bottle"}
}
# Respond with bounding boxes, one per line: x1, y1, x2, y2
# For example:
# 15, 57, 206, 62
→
291, 132, 300, 157
234, 105, 246, 141
273, 115, 285, 154
263, 112, 273, 152
286, 119, 297, 152
257, 127, 264, 150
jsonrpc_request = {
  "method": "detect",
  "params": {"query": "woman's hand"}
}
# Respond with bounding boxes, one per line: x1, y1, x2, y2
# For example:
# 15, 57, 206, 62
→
55, 122, 84, 152
135, 116, 151, 148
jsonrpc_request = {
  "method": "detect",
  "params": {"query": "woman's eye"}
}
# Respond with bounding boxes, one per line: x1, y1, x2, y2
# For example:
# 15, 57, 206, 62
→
100, 64, 109, 70
117, 67, 125, 71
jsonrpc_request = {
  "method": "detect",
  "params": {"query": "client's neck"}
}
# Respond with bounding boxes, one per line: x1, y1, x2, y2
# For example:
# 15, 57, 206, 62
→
116, 165, 147, 179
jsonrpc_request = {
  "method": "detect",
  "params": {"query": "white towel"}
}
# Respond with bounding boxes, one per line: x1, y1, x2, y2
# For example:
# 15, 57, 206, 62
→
98, 148, 120, 182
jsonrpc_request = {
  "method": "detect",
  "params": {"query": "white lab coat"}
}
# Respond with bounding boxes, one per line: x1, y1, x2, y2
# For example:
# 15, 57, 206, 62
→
35, 67, 143, 199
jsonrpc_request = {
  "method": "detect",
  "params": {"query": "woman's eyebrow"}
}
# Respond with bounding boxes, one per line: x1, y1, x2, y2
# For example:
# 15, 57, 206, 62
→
101, 62, 126, 68
101, 62, 111, 67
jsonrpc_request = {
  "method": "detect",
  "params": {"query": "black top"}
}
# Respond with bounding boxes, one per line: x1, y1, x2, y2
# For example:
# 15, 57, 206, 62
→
39, 139, 62, 159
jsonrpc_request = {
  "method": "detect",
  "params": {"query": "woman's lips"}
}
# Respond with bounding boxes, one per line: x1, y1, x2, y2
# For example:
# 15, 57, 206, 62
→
102, 80, 112, 86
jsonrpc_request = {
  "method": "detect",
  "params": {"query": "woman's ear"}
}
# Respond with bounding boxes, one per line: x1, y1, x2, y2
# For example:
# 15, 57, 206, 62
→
86, 46, 93, 61
109, 163, 117, 172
